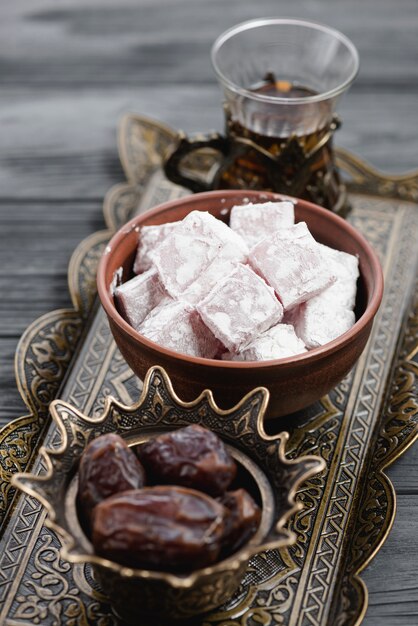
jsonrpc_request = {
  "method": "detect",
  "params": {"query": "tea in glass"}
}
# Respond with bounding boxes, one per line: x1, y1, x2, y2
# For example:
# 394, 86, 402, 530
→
165, 18, 359, 216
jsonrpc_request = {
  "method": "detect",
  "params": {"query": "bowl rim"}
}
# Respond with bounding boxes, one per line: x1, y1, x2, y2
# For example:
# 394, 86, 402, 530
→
97, 190, 384, 369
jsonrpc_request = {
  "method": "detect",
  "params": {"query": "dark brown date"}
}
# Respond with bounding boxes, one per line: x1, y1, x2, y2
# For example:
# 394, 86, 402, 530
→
78, 433, 146, 517
92, 486, 226, 571
137, 424, 237, 496
220, 489, 261, 554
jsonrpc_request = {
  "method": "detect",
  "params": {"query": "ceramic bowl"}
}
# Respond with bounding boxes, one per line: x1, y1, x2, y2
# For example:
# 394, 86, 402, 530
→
12, 366, 325, 623
97, 190, 383, 418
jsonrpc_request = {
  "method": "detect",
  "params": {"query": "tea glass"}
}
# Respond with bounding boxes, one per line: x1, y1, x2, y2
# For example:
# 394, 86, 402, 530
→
164, 18, 359, 215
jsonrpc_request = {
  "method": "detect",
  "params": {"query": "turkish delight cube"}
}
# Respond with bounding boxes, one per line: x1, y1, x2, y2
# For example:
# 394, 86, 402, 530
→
197, 264, 283, 352
224, 323, 307, 361
290, 297, 355, 349
249, 222, 335, 311
182, 258, 239, 305
114, 268, 166, 330
269, 220, 310, 242
153, 211, 249, 298
317, 244, 359, 309
230, 200, 295, 248
180, 210, 249, 259
138, 300, 222, 359
133, 221, 180, 274
318, 244, 359, 281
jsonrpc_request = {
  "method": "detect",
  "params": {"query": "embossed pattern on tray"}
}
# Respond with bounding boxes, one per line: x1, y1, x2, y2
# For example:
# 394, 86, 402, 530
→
0, 115, 417, 626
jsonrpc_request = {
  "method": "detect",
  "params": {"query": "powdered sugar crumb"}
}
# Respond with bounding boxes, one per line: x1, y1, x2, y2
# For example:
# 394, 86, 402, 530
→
109, 266, 123, 295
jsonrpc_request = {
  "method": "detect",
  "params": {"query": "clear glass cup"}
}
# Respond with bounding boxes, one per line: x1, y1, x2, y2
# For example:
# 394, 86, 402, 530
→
212, 18, 359, 138
165, 18, 359, 215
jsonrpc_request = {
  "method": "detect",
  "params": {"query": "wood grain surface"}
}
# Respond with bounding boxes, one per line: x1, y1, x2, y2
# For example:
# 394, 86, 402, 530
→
0, 1, 417, 624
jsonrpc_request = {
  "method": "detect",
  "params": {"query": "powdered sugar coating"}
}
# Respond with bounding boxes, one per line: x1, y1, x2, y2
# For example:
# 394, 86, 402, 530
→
230, 201, 295, 248
197, 264, 283, 352
138, 300, 222, 359
290, 298, 355, 349
153, 211, 249, 298
284, 243, 358, 348
249, 222, 335, 311
318, 244, 359, 279
182, 258, 239, 305
114, 268, 166, 330
316, 244, 359, 309
225, 323, 307, 361
133, 222, 180, 274
110, 266, 123, 296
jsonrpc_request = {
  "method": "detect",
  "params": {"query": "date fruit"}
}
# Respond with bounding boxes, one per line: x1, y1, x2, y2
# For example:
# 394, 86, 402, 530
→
78, 433, 146, 516
92, 486, 226, 571
220, 489, 261, 553
137, 424, 237, 496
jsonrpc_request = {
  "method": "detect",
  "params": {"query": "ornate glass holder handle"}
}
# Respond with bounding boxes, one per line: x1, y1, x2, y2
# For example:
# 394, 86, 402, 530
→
163, 130, 229, 192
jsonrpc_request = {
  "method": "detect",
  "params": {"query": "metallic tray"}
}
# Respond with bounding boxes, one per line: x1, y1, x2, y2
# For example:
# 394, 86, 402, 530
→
0, 114, 417, 626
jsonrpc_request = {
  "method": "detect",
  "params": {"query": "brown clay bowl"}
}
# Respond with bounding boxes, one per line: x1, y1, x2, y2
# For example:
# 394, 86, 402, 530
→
97, 190, 383, 418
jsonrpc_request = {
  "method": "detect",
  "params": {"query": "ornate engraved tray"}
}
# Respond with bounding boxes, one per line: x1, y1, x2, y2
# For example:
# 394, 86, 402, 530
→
0, 114, 417, 626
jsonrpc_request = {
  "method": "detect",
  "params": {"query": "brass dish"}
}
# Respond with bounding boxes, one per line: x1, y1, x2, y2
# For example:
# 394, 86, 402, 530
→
12, 365, 325, 623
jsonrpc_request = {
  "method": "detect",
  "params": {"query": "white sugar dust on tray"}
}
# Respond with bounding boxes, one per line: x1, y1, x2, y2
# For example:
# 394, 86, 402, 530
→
113, 201, 359, 361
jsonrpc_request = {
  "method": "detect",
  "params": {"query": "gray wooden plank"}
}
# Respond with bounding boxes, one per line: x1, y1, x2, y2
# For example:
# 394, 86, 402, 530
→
0, 200, 105, 423
1, 0, 418, 87
362, 494, 418, 625
0, 201, 104, 276
0, 88, 417, 201
0, 274, 76, 336
0, 338, 28, 424
387, 444, 418, 494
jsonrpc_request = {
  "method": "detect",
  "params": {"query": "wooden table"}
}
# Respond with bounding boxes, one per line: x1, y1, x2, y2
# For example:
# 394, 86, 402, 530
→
0, 1, 417, 624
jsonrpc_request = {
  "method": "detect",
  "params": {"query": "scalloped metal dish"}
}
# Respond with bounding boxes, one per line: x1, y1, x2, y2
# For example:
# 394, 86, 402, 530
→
0, 114, 417, 626
12, 366, 325, 622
